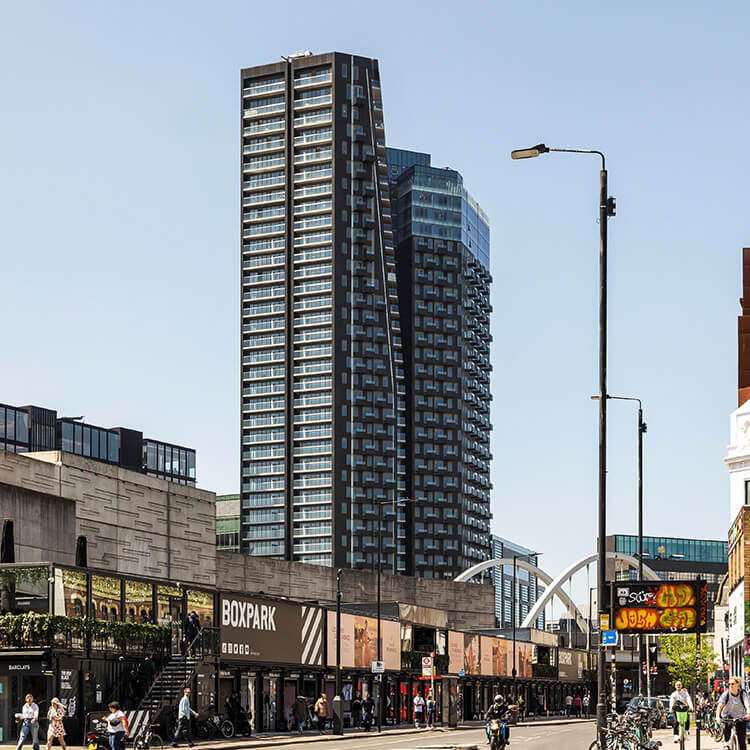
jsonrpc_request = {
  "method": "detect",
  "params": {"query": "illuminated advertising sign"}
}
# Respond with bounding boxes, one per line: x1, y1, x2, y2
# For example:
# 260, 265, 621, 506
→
612, 581, 707, 634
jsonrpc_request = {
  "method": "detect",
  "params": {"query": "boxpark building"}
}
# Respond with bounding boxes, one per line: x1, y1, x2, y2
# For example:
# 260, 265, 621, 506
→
0, 449, 594, 741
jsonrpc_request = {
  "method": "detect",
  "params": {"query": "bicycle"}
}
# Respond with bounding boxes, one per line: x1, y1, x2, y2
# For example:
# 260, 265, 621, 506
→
133, 724, 163, 750
674, 709, 689, 750
723, 717, 745, 750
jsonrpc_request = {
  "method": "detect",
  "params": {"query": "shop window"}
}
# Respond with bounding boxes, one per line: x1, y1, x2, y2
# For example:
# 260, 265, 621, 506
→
126, 580, 154, 623
157, 584, 182, 624
187, 589, 215, 627
92, 575, 121, 621
54, 568, 88, 618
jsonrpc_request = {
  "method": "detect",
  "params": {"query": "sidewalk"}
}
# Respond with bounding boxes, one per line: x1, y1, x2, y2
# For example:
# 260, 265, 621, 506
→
652, 727, 723, 749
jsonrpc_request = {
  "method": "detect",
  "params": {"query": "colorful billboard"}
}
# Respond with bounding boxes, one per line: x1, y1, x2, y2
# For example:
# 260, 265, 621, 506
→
448, 631, 531, 677
219, 594, 324, 665
326, 612, 400, 670
612, 581, 707, 634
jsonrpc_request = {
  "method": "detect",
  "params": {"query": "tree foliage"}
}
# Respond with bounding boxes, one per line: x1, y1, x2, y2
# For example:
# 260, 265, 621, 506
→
660, 634, 717, 690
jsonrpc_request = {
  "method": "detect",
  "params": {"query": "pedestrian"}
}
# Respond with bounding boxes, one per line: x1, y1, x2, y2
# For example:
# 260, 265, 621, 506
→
16, 693, 40, 750
101, 702, 129, 750
292, 695, 307, 734
565, 694, 573, 717
351, 692, 362, 728
314, 694, 329, 733
183, 611, 201, 654
45, 698, 67, 750
582, 693, 590, 719
362, 692, 375, 731
574, 695, 582, 718
413, 691, 425, 729
517, 694, 525, 721
171, 688, 197, 747
138, 653, 156, 697
425, 692, 435, 730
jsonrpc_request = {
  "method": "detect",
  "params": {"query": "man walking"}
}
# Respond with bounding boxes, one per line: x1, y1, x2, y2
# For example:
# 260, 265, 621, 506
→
565, 694, 573, 717
183, 612, 201, 654
16, 694, 40, 750
362, 693, 375, 731
171, 688, 197, 747
413, 691, 426, 729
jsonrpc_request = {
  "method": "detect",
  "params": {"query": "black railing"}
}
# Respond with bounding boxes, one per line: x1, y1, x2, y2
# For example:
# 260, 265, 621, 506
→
0, 613, 169, 657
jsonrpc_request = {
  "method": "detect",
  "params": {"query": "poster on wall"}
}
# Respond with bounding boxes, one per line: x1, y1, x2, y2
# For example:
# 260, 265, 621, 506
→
448, 631, 528, 677
326, 612, 400, 670
219, 594, 324, 665
448, 630, 464, 673
558, 649, 586, 681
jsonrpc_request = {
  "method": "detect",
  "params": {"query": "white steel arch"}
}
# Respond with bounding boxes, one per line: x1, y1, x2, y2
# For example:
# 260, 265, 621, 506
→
520, 552, 660, 628
455, 557, 590, 632
453, 553, 660, 631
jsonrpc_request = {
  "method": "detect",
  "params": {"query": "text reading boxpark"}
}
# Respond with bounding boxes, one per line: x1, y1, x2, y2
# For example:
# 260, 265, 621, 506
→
612, 581, 707, 634
219, 594, 324, 666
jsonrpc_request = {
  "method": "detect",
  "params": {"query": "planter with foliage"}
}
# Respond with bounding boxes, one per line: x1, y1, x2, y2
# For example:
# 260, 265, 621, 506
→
0, 612, 169, 654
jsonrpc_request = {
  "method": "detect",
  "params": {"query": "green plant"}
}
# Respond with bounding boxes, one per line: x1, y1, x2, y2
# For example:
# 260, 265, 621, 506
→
661, 634, 717, 690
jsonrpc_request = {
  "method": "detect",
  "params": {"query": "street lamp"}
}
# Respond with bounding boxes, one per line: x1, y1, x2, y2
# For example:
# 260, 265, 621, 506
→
512, 143, 615, 748
512, 552, 540, 700
591, 395, 647, 581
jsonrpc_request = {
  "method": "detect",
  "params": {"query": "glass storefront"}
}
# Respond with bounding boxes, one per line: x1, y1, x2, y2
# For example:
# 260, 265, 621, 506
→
125, 580, 153, 623
91, 575, 121, 621
53, 568, 86, 617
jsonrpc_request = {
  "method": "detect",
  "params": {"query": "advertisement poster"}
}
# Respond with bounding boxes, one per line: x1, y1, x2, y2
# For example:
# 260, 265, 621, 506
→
447, 631, 528, 677
219, 594, 323, 665
326, 612, 400, 670
558, 649, 585, 681
448, 630, 464, 673
612, 581, 707, 634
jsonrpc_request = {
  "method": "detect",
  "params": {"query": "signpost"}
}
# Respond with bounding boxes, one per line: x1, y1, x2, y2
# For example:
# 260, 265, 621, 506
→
371, 660, 385, 674
423, 655, 435, 703
601, 630, 618, 646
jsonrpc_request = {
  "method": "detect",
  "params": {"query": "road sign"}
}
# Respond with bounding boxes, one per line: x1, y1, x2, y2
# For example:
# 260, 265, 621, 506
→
422, 656, 433, 677
601, 630, 618, 646
371, 660, 385, 674
600, 614, 610, 630
458, 669, 465, 677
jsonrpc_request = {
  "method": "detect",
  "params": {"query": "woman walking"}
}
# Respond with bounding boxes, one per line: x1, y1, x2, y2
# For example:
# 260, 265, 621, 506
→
46, 698, 67, 750
101, 702, 129, 750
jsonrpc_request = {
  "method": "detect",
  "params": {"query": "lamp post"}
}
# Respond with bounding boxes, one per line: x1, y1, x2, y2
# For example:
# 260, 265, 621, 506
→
512, 143, 615, 747
335, 569, 343, 734
512, 552, 539, 700
592, 394, 647, 694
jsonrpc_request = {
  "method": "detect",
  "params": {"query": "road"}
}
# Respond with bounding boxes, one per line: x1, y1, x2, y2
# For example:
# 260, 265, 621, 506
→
281, 722, 596, 749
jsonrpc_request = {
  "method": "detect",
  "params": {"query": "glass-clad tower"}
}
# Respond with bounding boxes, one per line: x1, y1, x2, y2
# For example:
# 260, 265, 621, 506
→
388, 148, 493, 578
240, 52, 406, 569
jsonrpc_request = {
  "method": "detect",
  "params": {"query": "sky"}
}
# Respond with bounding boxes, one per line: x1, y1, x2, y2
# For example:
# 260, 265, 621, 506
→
1, 1, 747, 603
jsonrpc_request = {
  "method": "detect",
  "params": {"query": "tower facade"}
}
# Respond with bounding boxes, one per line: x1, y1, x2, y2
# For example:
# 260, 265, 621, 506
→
240, 52, 405, 569
388, 148, 493, 578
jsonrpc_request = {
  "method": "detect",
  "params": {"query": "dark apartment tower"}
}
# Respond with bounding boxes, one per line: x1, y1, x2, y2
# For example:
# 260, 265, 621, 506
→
387, 148, 493, 579
240, 52, 406, 570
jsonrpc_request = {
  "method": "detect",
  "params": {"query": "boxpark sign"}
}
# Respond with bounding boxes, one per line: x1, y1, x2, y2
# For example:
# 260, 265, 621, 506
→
219, 594, 324, 666
612, 581, 707, 634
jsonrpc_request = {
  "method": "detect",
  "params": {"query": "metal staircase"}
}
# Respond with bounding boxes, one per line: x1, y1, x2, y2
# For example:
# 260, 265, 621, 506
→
139, 654, 201, 713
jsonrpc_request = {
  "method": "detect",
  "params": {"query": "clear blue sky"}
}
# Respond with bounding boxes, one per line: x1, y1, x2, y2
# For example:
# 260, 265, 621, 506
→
1, 1, 746, 593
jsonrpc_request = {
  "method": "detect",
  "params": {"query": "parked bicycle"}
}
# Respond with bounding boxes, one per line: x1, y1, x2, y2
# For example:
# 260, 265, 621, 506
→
132, 723, 163, 750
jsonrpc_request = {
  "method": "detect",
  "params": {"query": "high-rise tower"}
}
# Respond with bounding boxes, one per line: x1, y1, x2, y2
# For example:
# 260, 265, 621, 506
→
388, 148, 493, 578
240, 52, 406, 570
